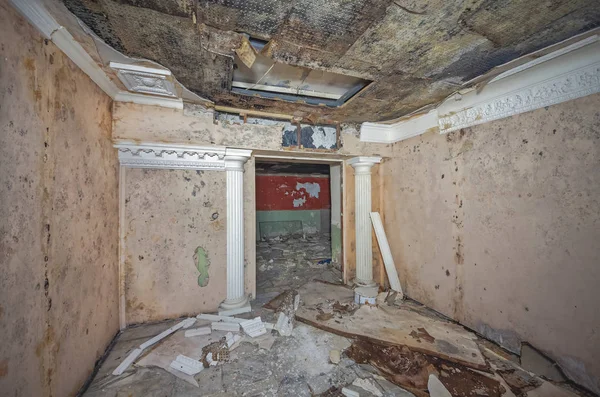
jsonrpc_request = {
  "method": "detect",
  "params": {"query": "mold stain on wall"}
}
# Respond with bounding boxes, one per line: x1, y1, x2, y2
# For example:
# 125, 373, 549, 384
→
194, 246, 210, 287
0, 3, 119, 396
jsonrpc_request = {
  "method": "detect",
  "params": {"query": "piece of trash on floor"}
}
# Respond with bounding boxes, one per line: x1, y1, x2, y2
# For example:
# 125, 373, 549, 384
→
169, 354, 204, 376
355, 286, 378, 306
225, 331, 242, 350
185, 326, 211, 337
240, 316, 268, 337
330, 349, 341, 364
317, 258, 332, 265
427, 374, 452, 397
201, 337, 229, 367
273, 289, 299, 336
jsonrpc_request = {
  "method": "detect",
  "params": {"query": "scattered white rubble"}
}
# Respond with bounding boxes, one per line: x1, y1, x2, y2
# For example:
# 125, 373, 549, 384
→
169, 354, 204, 376
112, 317, 196, 376
211, 321, 240, 332
205, 352, 219, 366
275, 312, 294, 336
240, 317, 268, 337
225, 332, 242, 350
184, 326, 211, 337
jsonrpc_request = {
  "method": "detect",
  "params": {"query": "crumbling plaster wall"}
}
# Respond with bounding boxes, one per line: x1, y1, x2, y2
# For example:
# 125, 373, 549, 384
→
382, 93, 600, 394
0, 3, 119, 396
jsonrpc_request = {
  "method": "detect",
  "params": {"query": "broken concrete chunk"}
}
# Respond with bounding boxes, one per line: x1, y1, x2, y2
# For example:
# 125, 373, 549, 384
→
225, 331, 242, 349
240, 317, 268, 338
428, 374, 452, 397
169, 354, 204, 376
275, 312, 293, 336
112, 348, 143, 375
185, 326, 211, 337
330, 349, 341, 364
211, 321, 240, 332
352, 378, 384, 397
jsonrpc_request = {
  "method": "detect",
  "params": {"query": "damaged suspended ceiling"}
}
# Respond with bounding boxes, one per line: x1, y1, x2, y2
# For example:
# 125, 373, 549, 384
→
61, 0, 600, 123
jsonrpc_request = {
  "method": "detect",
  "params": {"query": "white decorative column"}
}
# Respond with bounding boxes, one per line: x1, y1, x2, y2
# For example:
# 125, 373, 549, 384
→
348, 157, 381, 287
220, 148, 253, 314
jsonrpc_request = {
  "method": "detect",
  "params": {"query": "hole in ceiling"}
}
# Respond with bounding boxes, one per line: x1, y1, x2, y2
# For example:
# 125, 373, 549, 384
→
232, 37, 370, 107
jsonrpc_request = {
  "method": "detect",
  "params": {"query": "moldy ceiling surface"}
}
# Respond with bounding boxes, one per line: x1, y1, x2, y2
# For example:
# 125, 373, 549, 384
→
63, 0, 600, 123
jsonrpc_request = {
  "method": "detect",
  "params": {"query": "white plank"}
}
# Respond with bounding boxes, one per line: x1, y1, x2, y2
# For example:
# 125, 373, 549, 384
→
370, 212, 403, 296
139, 318, 195, 350
112, 348, 143, 375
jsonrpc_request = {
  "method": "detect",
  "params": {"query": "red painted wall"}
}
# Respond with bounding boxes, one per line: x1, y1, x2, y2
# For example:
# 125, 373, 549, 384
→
256, 175, 330, 211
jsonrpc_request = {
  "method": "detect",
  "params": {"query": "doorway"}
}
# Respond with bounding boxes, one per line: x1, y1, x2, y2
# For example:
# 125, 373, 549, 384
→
254, 160, 343, 295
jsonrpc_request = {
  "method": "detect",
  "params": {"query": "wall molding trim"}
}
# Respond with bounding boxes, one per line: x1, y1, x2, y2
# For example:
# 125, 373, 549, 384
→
115, 142, 228, 170
110, 62, 178, 98
360, 32, 600, 143
114, 143, 254, 171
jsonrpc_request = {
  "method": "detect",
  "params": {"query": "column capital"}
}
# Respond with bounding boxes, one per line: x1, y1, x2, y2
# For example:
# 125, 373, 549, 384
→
348, 157, 381, 174
224, 148, 252, 171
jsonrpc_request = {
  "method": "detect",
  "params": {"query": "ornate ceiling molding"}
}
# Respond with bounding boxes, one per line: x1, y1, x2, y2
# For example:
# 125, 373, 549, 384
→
360, 33, 600, 143
438, 63, 600, 133
115, 142, 228, 170
110, 62, 177, 98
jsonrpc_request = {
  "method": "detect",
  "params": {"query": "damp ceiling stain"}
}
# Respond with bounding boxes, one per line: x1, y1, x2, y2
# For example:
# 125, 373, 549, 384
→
63, 0, 600, 123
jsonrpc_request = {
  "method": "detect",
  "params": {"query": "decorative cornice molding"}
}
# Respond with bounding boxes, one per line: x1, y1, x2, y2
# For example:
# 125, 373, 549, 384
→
110, 62, 177, 98
115, 142, 228, 170
360, 110, 438, 143
360, 34, 600, 143
438, 62, 600, 133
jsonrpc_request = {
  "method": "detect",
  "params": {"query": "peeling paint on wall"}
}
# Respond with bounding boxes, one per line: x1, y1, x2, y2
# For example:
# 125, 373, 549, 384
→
301, 125, 337, 149
194, 246, 210, 287
296, 182, 320, 198
293, 197, 306, 208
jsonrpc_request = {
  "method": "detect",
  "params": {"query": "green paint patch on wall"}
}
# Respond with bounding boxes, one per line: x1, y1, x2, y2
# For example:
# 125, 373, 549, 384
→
194, 246, 210, 287
331, 224, 342, 264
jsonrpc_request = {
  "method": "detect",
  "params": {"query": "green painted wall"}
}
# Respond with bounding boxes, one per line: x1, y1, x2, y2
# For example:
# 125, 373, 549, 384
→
331, 224, 342, 264
256, 210, 330, 240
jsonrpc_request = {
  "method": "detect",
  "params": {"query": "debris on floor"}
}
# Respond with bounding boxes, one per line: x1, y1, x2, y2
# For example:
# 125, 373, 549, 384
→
257, 233, 342, 294
295, 281, 487, 369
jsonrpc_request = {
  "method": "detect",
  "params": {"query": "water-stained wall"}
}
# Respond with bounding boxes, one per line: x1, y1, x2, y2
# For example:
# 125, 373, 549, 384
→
123, 169, 229, 324
0, 3, 119, 396
383, 94, 600, 394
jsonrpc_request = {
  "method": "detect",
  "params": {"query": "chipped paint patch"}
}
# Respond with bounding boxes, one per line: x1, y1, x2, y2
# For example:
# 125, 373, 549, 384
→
293, 197, 307, 207
296, 182, 321, 198
194, 246, 210, 287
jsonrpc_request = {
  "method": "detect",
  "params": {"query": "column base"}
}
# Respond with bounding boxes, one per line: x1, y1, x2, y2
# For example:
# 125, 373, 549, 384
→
353, 277, 377, 287
219, 295, 250, 314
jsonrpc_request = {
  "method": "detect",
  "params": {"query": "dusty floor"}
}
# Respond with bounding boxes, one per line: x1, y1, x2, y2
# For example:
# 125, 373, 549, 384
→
256, 233, 341, 294
82, 237, 589, 397
82, 287, 589, 397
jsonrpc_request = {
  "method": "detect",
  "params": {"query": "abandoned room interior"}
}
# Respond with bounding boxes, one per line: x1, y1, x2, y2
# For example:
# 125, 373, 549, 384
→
1, 0, 599, 396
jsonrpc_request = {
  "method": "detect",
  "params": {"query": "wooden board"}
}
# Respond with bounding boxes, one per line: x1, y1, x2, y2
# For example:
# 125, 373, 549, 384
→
296, 282, 488, 370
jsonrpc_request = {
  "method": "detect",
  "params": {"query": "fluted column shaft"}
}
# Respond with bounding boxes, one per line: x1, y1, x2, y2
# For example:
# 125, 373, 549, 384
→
221, 150, 251, 309
349, 157, 381, 287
